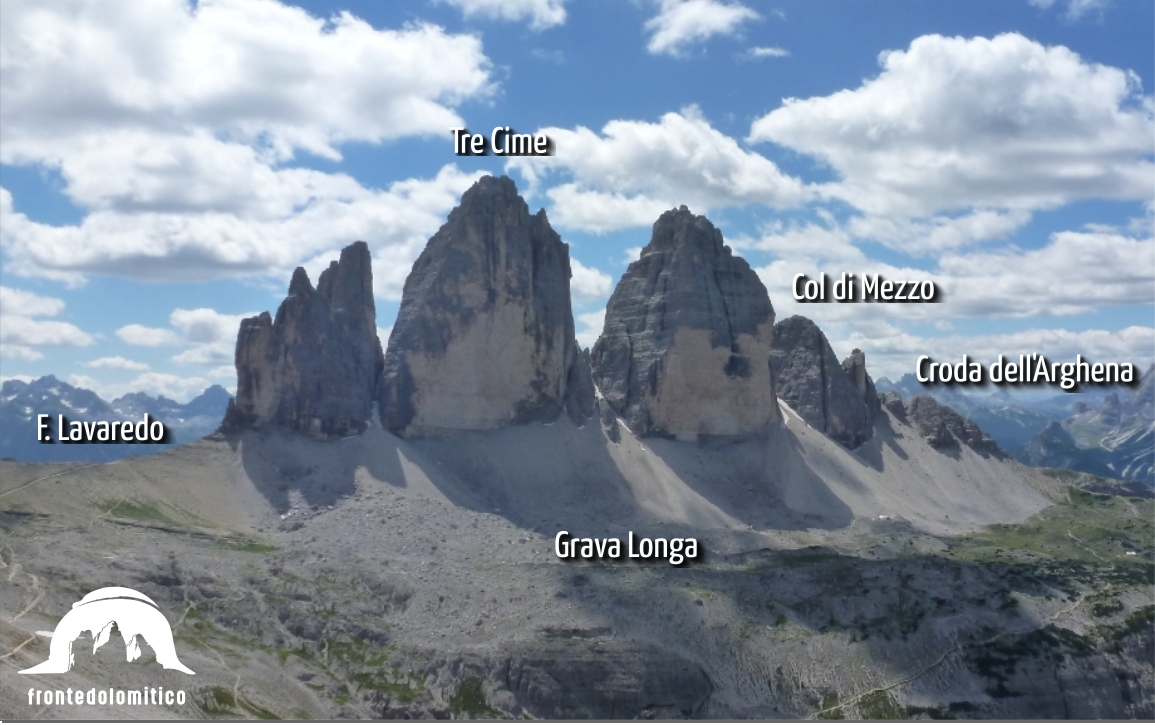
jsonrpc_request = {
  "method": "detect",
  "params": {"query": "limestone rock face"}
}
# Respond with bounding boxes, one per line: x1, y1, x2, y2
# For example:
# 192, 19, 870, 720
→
224, 241, 383, 437
378, 175, 590, 437
590, 206, 779, 439
841, 348, 882, 420
904, 394, 1006, 457
770, 316, 874, 449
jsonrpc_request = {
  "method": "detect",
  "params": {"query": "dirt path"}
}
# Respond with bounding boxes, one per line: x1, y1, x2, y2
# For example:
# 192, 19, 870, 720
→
806, 594, 1087, 719
0, 463, 104, 498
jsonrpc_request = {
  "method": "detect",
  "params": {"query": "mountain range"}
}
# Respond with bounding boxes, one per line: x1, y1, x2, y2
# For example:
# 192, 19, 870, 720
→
0, 376, 230, 463
2, 176, 1150, 720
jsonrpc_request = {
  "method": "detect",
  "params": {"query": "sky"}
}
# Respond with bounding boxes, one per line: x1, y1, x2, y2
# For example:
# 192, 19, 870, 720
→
1, 0, 1152, 403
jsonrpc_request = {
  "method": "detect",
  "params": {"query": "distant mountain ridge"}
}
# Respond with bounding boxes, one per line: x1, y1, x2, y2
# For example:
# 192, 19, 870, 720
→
0, 376, 230, 463
1017, 365, 1154, 488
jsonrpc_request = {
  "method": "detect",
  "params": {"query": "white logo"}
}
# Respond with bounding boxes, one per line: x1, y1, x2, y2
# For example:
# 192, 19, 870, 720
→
20, 586, 194, 675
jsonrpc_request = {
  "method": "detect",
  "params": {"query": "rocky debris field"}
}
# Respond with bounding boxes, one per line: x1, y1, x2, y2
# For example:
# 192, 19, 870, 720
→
2, 432, 1151, 720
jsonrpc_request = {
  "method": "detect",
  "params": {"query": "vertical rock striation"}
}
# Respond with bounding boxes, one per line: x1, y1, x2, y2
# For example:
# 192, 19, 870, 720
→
590, 206, 780, 440
770, 315, 875, 449
378, 175, 592, 437
224, 241, 383, 437
841, 348, 882, 420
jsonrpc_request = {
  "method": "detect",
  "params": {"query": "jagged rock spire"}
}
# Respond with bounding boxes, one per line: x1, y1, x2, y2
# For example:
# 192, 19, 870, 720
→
224, 241, 383, 437
591, 206, 780, 440
378, 175, 593, 437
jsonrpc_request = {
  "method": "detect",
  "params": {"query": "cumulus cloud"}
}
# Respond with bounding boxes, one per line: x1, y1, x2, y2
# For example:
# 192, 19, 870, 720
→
509, 107, 805, 232
0, 0, 493, 288
645, 0, 759, 56
575, 308, 606, 349
438, 0, 568, 29
749, 33, 1154, 221
116, 325, 181, 347
116, 307, 254, 367
69, 372, 215, 404
745, 217, 1154, 327
570, 258, 614, 301
85, 356, 150, 371
0, 286, 94, 360
832, 324, 1155, 383
1, 165, 485, 290
1, 1, 493, 164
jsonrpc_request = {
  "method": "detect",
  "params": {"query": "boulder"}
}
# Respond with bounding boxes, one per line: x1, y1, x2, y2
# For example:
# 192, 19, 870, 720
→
378, 175, 591, 437
590, 206, 779, 440
770, 316, 874, 449
223, 241, 383, 437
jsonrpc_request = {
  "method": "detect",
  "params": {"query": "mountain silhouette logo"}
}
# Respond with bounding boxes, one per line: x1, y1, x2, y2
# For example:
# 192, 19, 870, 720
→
20, 586, 194, 675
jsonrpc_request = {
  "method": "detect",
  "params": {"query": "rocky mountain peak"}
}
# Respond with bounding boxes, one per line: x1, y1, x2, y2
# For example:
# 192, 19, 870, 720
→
223, 241, 383, 438
590, 206, 780, 440
903, 394, 1006, 457
770, 315, 875, 449
378, 175, 592, 437
841, 348, 882, 419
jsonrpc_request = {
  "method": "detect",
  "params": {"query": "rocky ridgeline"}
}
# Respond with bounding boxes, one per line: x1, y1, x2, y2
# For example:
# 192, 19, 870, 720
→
224, 241, 383, 437
378, 175, 594, 437
770, 316, 877, 449
221, 177, 1014, 458
591, 206, 780, 440
901, 393, 1006, 457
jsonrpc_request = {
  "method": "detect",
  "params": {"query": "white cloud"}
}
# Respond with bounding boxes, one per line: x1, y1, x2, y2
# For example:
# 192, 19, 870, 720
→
169, 308, 252, 345
85, 356, 150, 371
0, 0, 494, 288
749, 33, 1154, 219
833, 325, 1155, 383
439, 0, 567, 29
846, 209, 1033, 254
172, 342, 235, 366
69, 372, 214, 404
1028, 0, 1110, 21
509, 107, 806, 232
938, 229, 1155, 318
575, 308, 606, 349
746, 217, 1154, 327
117, 325, 181, 347
0, 285, 65, 317
1, 345, 42, 361
570, 258, 614, 301
119, 307, 254, 366
645, 0, 759, 57
1, 1, 493, 165
0, 286, 94, 360
1, 165, 486, 290
747, 46, 789, 58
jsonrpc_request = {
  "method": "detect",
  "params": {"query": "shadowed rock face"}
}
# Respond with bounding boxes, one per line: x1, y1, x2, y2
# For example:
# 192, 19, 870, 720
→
841, 348, 882, 420
770, 316, 874, 449
904, 394, 1006, 457
224, 241, 383, 438
379, 175, 592, 437
591, 206, 780, 440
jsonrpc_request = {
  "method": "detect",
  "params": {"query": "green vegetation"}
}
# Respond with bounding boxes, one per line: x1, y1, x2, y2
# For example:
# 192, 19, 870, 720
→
203, 686, 281, 720
449, 677, 503, 719
858, 690, 903, 720
99, 498, 185, 526
216, 538, 278, 553
816, 693, 844, 720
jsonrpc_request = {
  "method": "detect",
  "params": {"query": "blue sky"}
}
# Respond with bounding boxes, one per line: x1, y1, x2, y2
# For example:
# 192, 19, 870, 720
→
1, 0, 1152, 402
